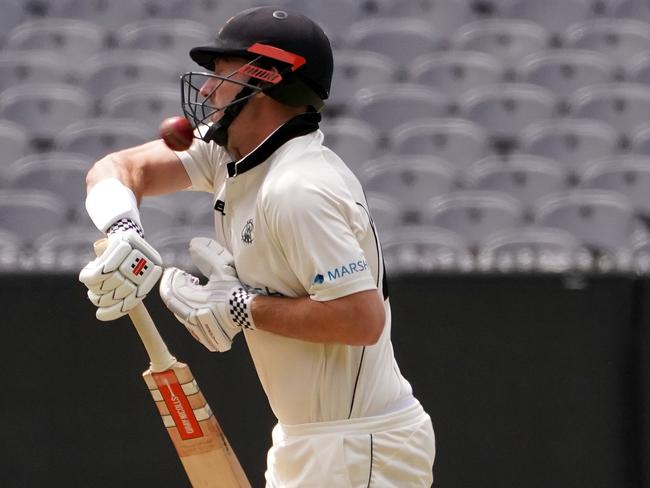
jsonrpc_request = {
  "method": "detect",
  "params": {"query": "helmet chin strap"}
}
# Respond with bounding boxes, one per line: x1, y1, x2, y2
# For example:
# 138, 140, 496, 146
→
202, 85, 256, 147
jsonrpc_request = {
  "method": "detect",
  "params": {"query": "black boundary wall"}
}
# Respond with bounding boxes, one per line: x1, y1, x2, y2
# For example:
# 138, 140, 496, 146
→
1, 273, 646, 487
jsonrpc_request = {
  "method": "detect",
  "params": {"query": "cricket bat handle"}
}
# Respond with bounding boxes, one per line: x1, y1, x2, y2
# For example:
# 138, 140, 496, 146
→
127, 302, 177, 372
94, 239, 176, 372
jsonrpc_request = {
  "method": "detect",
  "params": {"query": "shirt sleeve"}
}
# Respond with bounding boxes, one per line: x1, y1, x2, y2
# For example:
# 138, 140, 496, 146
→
175, 138, 228, 193
263, 177, 377, 302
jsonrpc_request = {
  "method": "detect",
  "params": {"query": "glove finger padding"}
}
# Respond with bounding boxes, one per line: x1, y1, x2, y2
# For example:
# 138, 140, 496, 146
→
79, 239, 132, 285
87, 289, 120, 307
79, 229, 163, 321
189, 237, 237, 280
159, 267, 241, 352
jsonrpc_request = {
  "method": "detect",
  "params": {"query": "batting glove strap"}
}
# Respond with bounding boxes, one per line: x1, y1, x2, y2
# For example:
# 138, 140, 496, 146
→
229, 287, 257, 330
107, 218, 144, 238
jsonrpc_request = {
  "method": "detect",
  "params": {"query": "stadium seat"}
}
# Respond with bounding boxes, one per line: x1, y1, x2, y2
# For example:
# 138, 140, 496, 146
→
157, 190, 216, 226
56, 118, 153, 160
139, 197, 182, 235
533, 189, 636, 253
181, 0, 256, 25
385, 0, 476, 39
0, 228, 21, 271
0, 0, 26, 46
629, 232, 650, 273
631, 123, 650, 155
114, 19, 212, 72
389, 118, 488, 170
578, 155, 650, 215
426, 190, 524, 249
0, 83, 92, 142
148, 225, 215, 270
34, 225, 100, 272
570, 83, 650, 140
563, 19, 650, 66
321, 117, 379, 175
53, 0, 147, 32
365, 192, 402, 232
359, 156, 457, 223
477, 226, 581, 272
5, 19, 105, 65
516, 50, 615, 106
0, 189, 68, 244
459, 83, 556, 152
21, 0, 78, 17
0, 51, 68, 92
188, 206, 218, 227
508, 0, 595, 39
605, 0, 650, 19
0, 119, 29, 169
465, 154, 568, 213
624, 51, 650, 84
381, 225, 473, 273
79, 50, 179, 100
349, 83, 451, 135
452, 19, 549, 67
136, 190, 216, 229
521, 118, 618, 173
2, 152, 90, 221
328, 50, 397, 112
408, 51, 505, 97
101, 83, 182, 130
140, 0, 198, 19
345, 18, 443, 68
465, 0, 520, 18
275, 0, 395, 42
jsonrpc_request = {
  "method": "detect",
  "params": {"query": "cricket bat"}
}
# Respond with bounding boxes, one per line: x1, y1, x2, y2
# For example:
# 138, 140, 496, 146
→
94, 239, 251, 488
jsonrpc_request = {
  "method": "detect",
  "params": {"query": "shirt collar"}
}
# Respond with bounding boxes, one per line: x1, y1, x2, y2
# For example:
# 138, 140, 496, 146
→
226, 111, 321, 178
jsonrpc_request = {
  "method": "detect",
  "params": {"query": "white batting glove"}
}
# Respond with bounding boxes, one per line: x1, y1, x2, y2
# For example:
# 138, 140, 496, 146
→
159, 238, 257, 352
79, 222, 163, 321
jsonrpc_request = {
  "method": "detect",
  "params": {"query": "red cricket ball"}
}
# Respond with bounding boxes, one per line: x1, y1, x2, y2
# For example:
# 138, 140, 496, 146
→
159, 116, 194, 151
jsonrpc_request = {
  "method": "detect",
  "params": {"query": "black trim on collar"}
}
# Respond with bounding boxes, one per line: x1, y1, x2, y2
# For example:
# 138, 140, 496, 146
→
226, 111, 321, 177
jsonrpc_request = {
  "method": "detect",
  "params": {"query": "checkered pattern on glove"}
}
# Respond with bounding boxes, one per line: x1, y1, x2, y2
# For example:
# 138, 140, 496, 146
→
107, 218, 144, 238
229, 287, 256, 330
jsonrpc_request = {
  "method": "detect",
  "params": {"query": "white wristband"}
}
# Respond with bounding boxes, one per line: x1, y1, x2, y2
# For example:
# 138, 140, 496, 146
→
85, 178, 143, 233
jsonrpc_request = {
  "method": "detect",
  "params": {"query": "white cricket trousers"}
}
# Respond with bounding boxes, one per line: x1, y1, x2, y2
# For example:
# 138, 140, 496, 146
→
264, 400, 435, 487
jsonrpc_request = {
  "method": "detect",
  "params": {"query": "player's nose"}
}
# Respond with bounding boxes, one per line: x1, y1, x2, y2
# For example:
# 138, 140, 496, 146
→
199, 77, 219, 98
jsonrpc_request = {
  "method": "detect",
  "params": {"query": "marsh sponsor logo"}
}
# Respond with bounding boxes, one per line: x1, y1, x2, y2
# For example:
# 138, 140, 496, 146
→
319, 259, 368, 282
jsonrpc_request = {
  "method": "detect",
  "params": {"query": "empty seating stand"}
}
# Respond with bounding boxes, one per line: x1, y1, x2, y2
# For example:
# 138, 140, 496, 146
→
359, 155, 457, 224
2, 0, 650, 272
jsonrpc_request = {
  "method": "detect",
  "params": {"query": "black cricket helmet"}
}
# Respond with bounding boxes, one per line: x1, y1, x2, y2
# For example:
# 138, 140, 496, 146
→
181, 6, 333, 146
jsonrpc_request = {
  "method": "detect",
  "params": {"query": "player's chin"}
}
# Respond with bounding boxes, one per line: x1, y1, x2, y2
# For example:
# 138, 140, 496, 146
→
210, 111, 225, 124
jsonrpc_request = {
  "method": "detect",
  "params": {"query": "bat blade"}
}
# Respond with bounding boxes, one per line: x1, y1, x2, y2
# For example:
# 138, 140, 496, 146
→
143, 363, 250, 488
93, 238, 250, 487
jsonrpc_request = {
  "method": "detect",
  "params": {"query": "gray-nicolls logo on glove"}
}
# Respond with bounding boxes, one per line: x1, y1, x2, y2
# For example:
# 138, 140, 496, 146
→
79, 219, 163, 321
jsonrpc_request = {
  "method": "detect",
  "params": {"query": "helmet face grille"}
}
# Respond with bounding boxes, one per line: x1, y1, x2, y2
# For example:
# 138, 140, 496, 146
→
180, 68, 262, 141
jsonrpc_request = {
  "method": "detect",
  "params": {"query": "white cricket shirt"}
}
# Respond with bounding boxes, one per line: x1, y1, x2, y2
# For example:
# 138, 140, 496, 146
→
177, 113, 413, 425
